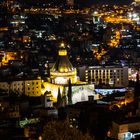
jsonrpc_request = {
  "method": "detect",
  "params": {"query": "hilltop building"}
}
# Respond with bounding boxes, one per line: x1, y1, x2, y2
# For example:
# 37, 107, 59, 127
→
42, 43, 98, 104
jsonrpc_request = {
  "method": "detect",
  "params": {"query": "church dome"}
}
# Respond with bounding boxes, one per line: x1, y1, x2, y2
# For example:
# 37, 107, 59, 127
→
51, 49, 74, 73
51, 56, 74, 73
50, 43, 77, 85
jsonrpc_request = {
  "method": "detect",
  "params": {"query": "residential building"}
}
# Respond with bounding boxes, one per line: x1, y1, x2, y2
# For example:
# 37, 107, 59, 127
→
0, 78, 42, 96
110, 118, 140, 140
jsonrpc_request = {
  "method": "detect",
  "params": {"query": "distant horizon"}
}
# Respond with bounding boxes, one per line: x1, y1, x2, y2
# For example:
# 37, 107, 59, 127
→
1, 0, 133, 8
77, 0, 133, 7
16, 0, 134, 6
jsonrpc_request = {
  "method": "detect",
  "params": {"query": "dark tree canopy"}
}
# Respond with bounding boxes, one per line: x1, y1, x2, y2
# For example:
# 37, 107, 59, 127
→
42, 120, 94, 140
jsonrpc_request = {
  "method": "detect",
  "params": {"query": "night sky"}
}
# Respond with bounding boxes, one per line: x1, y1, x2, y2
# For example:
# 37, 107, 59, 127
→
79, 0, 133, 6
16, 0, 133, 7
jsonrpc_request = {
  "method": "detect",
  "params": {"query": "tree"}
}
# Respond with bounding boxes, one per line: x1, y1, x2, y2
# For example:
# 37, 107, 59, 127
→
57, 87, 62, 108
42, 120, 94, 140
67, 79, 72, 105
61, 87, 67, 107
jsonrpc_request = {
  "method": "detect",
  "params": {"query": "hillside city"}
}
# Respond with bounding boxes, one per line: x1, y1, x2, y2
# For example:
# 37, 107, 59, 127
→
0, 0, 140, 140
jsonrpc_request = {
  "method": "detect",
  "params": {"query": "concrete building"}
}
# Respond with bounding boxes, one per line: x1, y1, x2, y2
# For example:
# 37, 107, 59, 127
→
0, 77, 42, 96
78, 66, 129, 87
110, 118, 140, 140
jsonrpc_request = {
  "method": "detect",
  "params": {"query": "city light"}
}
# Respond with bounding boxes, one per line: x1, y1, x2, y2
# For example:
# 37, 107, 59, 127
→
0, 0, 140, 139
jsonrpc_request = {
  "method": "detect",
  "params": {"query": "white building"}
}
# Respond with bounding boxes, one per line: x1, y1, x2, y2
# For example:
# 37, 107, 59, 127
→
0, 78, 42, 96
110, 119, 140, 140
78, 66, 129, 87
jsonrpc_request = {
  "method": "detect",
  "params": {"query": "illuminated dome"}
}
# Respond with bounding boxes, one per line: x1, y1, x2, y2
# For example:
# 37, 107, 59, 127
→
50, 43, 77, 85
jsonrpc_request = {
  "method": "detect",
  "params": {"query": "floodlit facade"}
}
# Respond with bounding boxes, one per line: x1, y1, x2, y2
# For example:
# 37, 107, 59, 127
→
0, 78, 42, 96
110, 120, 140, 140
50, 43, 77, 85
42, 43, 98, 103
78, 66, 128, 87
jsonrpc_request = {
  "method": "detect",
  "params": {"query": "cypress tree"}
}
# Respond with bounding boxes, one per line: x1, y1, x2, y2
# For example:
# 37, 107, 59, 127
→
57, 87, 62, 108
68, 79, 72, 105
62, 86, 67, 106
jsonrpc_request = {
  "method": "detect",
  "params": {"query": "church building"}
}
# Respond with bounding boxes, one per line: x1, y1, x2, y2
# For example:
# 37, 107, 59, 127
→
42, 43, 99, 104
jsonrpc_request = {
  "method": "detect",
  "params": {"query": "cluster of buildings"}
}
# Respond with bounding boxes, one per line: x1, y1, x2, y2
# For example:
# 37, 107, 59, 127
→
0, 0, 140, 139
0, 42, 135, 104
0, 43, 98, 104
